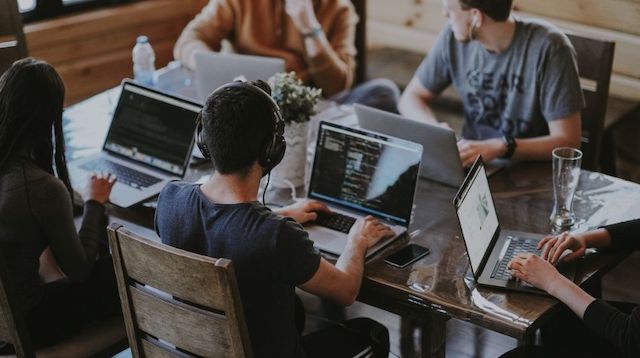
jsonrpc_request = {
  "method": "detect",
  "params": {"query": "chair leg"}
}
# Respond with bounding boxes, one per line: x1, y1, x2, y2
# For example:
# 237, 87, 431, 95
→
600, 129, 617, 176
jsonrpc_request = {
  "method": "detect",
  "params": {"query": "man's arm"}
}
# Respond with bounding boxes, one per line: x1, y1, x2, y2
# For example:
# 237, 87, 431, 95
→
174, 0, 235, 70
398, 77, 440, 125
285, 0, 356, 96
299, 216, 393, 306
458, 111, 582, 167
512, 111, 582, 160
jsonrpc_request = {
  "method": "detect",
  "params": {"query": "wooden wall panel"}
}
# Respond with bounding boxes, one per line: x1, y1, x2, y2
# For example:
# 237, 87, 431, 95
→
24, 0, 207, 106
368, 0, 640, 101
513, 0, 640, 37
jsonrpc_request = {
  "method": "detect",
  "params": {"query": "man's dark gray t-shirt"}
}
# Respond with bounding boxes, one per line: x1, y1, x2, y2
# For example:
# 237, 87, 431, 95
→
417, 19, 585, 140
155, 182, 321, 358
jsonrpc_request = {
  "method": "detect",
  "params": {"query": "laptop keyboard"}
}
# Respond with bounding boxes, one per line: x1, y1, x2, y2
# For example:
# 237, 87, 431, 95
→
491, 237, 542, 280
315, 212, 357, 234
79, 158, 162, 190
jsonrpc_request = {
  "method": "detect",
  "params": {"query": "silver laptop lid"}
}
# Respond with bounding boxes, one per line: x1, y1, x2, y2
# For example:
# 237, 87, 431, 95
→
194, 52, 285, 101
354, 104, 464, 187
308, 121, 423, 227
453, 156, 501, 277
103, 80, 201, 177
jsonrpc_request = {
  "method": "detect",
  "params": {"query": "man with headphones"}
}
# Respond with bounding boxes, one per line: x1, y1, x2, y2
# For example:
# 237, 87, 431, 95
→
399, 0, 584, 167
154, 80, 392, 357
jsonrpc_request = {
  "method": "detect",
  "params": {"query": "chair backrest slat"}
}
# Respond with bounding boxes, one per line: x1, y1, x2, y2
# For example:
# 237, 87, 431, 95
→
0, 0, 28, 74
351, 0, 367, 85
108, 223, 253, 358
141, 338, 193, 358
566, 32, 615, 171
130, 285, 232, 357
116, 229, 227, 309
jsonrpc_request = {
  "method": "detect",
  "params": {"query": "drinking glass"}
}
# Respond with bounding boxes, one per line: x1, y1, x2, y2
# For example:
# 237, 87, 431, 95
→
550, 147, 582, 229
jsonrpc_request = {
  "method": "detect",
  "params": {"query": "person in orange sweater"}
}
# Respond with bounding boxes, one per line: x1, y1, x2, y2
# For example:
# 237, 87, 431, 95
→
175, 0, 400, 113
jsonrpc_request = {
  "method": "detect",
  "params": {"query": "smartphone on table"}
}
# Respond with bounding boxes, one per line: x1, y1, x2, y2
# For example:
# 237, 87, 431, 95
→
384, 244, 430, 268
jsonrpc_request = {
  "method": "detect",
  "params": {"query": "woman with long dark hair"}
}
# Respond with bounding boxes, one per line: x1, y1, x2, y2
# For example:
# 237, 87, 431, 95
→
0, 58, 121, 348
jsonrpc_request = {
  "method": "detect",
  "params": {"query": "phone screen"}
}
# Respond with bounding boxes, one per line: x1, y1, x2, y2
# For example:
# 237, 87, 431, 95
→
384, 244, 430, 268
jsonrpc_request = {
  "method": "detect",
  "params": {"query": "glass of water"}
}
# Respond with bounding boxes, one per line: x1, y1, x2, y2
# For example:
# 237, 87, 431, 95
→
550, 147, 583, 229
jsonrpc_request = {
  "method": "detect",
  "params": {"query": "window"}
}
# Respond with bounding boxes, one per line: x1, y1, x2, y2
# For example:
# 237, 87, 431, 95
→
17, 0, 36, 13
62, 0, 100, 5
18, 0, 133, 22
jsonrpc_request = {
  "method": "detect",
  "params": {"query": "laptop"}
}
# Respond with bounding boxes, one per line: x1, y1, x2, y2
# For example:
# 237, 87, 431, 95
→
355, 104, 505, 188
453, 156, 576, 294
305, 121, 423, 259
69, 80, 201, 208
194, 52, 285, 103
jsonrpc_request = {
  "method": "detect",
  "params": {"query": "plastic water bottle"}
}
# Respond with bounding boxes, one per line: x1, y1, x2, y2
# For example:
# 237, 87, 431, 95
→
132, 35, 155, 86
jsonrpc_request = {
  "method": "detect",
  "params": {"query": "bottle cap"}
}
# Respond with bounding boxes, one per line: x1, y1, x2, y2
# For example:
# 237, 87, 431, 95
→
136, 35, 149, 44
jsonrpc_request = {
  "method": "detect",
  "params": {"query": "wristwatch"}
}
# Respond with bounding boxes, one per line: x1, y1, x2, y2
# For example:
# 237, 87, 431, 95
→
302, 25, 323, 39
501, 135, 517, 159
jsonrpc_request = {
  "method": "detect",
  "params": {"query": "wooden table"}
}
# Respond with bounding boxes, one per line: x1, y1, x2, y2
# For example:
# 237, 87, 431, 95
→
357, 162, 639, 357
64, 74, 640, 358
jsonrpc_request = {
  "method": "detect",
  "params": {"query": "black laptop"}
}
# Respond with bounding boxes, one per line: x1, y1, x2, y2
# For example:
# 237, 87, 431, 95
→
453, 156, 576, 294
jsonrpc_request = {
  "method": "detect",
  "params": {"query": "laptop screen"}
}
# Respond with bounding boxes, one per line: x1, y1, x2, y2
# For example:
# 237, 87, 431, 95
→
308, 122, 422, 226
103, 82, 201, 176
454, 158, 499, 275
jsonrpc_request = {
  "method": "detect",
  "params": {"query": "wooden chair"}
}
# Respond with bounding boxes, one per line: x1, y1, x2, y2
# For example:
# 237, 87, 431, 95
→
0, 249, 127, 358
351, 0, 367, 85
0, 0, 29, 75
566, 33, 615, 171
107, 223, 253, 358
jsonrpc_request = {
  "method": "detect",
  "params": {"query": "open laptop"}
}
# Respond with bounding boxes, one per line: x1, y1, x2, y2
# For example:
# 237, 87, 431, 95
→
194, 52, 285, 103
305, 121, 423, 259
69, 80, 201, 208
453, 156, 576, 294
355, 104, 505, 188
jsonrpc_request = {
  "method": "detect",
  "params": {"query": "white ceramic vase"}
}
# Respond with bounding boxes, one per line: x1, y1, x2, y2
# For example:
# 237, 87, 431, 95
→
270, 120, 309, 188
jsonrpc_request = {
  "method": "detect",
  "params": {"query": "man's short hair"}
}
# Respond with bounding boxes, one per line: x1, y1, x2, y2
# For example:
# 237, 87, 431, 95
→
459, 0, 513, 22
201, 80, 275, 175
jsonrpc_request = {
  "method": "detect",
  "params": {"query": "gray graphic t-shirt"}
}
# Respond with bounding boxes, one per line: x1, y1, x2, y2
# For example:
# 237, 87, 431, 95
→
416, 18, 585, 140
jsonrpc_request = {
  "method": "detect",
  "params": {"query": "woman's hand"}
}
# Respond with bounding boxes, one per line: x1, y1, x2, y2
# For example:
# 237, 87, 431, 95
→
85, 172, 116, 204
538, 231, 588, 264
507, 253, 564, 292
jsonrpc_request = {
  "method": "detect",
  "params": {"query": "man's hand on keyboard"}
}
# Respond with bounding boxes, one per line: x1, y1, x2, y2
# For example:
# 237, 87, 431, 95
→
85, 172, 117, 204
277, 199, 331, 224
538, 232, 587, 265
348, 216, 395, 250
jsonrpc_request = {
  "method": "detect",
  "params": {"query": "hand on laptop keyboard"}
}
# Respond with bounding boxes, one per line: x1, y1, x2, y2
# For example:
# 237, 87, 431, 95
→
348, 216, 395, 250
277, 199, 331, 224
538, 232, 588, 264
506, 253, 565, 292
85, 172, 117, 204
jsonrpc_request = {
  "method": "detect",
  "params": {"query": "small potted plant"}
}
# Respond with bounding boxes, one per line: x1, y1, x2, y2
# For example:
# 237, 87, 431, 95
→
268, 72, 322, 188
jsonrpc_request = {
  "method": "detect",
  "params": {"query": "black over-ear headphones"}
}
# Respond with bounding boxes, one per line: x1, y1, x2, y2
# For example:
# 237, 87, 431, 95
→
196, 81, 286, 176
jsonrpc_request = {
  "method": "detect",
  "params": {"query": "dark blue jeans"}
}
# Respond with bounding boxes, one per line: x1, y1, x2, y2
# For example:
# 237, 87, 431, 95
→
295, 295, 390, 358
331, 78, 400, 114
